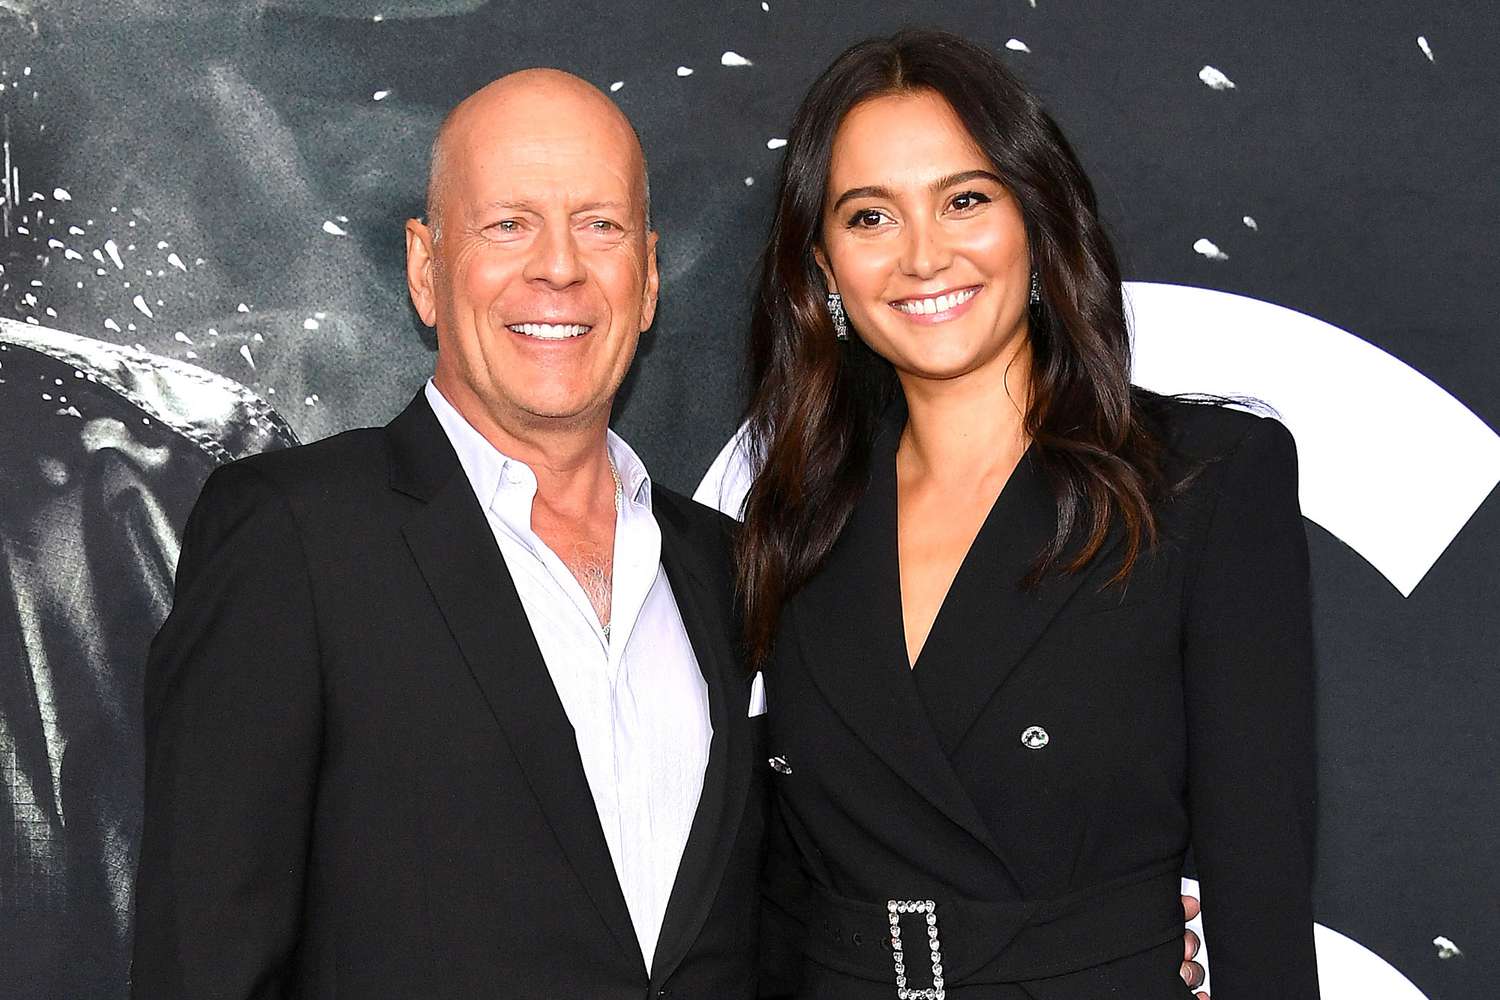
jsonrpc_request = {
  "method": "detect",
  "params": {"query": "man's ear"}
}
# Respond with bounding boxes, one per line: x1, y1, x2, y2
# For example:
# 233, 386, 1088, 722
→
639, 229, 661, 331
812, 243, 837, 296
405, 218, 439, 327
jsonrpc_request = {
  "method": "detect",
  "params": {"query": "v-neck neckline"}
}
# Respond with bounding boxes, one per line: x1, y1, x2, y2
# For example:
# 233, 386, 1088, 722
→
890, 430, 1032, 673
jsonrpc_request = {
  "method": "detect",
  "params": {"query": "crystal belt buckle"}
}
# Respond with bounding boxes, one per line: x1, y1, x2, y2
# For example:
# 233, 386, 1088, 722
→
886, 898, 945, 1000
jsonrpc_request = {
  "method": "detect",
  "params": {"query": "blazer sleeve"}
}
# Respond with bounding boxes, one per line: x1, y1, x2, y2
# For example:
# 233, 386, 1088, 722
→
1181, 417, 1320, 999
131, 462, 323, 1000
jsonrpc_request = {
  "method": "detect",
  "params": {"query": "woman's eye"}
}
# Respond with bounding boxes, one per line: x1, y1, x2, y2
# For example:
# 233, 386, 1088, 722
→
950, 191, 991, 212
848, 209, 888, 229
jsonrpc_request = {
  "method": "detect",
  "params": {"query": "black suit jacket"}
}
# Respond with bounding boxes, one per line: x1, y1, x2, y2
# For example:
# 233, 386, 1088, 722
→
132, 392, 768, 1000
761, 397, 1319, 1000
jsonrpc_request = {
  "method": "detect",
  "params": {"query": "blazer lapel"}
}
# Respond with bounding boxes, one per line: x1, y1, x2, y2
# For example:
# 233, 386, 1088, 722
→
388, 393, 644, 973
791, 419, 1015, 875
911, 451, 1106, 758
648, 498, 753, 983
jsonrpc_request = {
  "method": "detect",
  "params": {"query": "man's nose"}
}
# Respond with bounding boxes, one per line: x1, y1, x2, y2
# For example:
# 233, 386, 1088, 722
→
522, 223, 587, 288
899, 216, 952, 280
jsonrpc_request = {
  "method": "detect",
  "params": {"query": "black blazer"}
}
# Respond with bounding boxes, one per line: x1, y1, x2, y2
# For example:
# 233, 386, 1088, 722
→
761, 397, 1319, 1000
132, 392, 768, 1000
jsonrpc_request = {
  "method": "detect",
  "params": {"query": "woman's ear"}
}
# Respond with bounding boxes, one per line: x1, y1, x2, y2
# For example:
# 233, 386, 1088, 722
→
812, 244, 837, 295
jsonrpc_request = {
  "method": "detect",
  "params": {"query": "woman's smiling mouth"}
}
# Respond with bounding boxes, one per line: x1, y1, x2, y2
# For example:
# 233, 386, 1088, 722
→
888, 285, 981, 323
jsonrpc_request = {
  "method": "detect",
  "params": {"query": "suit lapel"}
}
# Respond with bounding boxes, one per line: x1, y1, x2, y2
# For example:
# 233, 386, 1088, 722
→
911, 451, 1104, 758
792, 419, 1015, 873
388, 393, 644, 974
648, 497, 753, 983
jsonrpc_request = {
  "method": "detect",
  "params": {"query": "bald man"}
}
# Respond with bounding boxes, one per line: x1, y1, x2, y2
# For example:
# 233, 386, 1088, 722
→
131, 70, 765, 1000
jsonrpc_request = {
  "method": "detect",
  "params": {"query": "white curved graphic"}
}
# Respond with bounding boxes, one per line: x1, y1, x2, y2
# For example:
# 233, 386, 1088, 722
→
1180, 878, 1428, 999
696, 283, 1500, 596
1126, 282, 1500, 595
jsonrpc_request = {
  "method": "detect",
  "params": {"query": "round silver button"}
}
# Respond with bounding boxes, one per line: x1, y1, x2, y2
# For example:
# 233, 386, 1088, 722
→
1020, 726, 1049, 750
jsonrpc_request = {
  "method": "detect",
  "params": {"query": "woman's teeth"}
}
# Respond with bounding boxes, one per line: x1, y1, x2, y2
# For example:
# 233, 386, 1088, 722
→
892, 287, 978, 315
510, 323, 591, 340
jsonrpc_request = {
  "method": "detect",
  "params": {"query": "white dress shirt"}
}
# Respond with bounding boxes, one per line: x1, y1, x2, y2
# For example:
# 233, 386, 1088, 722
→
424, 381, 712, 972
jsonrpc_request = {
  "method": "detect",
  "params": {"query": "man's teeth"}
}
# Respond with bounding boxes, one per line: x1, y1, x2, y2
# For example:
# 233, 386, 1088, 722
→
893, 287, 978, 315
510, 323, 591, 340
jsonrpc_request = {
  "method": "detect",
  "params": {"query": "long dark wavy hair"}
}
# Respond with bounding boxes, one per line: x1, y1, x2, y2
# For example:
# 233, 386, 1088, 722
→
736, 29, 1174, 666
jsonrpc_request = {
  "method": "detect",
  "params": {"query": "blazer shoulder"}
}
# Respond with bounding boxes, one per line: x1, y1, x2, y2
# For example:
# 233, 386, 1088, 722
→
200, 426, 392, 525
227, 426, 388, 495
1138, 390, 1296, 470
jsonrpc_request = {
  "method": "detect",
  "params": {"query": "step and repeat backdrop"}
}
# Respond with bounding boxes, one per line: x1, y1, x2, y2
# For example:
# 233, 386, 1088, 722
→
1, 1, 1494, 997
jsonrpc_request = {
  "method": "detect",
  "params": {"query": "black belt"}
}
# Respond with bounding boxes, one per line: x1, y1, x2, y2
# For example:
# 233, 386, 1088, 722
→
797, 861, 1184, 994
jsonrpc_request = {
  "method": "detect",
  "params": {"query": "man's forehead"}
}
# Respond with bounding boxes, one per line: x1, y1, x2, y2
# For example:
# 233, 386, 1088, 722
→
449, 124, 642, 209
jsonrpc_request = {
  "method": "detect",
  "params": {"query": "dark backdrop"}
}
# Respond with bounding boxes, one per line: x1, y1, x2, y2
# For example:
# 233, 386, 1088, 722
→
1, 2, 1494, 997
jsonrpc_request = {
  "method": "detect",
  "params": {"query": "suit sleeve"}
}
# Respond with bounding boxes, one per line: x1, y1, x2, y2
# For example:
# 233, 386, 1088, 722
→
131, 462, 323, 1000
1182, 417, 1320, 999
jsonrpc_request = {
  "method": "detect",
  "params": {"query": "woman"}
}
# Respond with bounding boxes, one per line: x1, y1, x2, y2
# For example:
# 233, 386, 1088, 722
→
740, 30, 1319, 1000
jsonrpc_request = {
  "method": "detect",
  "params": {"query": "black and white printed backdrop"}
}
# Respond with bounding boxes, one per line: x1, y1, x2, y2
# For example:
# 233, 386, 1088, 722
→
1, 2, 1494, 997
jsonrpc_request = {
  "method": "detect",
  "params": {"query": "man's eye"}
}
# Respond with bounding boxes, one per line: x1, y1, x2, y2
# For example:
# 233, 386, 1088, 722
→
590, 219, 621, 232
486, 219, 520, 234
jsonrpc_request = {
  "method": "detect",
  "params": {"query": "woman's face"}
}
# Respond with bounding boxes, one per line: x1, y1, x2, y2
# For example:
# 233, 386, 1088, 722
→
816, 89, 1031, 386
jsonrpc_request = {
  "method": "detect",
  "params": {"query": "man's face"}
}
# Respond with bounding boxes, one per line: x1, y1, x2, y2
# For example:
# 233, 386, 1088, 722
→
407, 84, 658, 435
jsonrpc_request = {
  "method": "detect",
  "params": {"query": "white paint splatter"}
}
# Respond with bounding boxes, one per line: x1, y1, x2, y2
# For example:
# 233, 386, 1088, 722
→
167, 252, 187, 272
322, 220, 348, 236
239, 344, 256, 369
610, 81, 624, 92
1433, 936, 1462, 959
373, 90, 390, 101
721, 51, 753, 67
304, 394, 321, 406
52, 187, 71, 201
174, 331, 193, 344
237, 302, 251, 313
303, 318, 320, 330
156, 240, 169, 249
68, 225, 85, 236
761, 1, 769, 10
314, 311, 327, 319
103, 318, 121, 332
744, 176, 754, 186
676, 66, 694, 77
46, 238, 64, 249
1243, 215, 1258, 230
1193, 237, 1229, 261
1005, 38, 1031, 53
103, 239, 124, 270
767, 137, 787, 149
1417, 36, 1434, 62
252, 332, 264, 343
184, 351, 198, 359
132, 294, 153, 318
44, 307, 56, 318
1199, 65, 1236, 90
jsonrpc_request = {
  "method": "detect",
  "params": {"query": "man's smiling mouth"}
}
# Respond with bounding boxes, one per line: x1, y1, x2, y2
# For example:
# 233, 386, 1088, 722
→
508, 322, 593, 340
